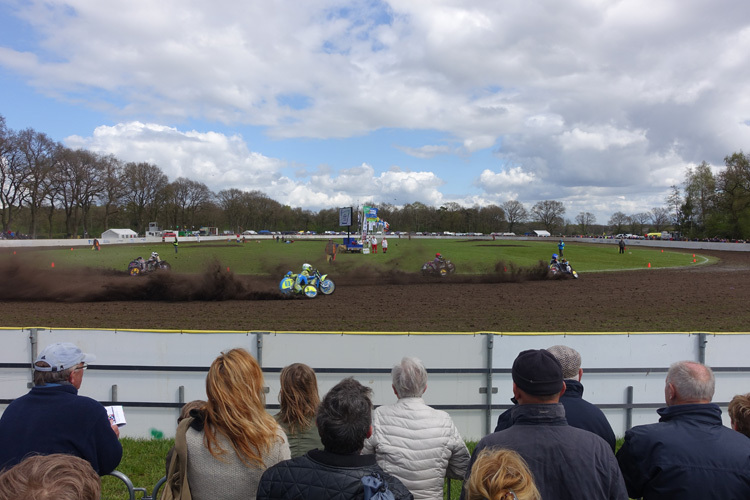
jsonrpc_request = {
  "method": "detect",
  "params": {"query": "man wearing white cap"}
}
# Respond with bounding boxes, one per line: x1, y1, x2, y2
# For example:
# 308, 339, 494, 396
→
0, 342, 122, 475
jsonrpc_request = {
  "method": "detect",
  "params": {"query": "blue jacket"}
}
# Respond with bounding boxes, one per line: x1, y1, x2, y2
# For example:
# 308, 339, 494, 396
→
494, 379, 616, 451
0, 384, 122, 474
465, 404, 627, 500
616, 403, 750, 499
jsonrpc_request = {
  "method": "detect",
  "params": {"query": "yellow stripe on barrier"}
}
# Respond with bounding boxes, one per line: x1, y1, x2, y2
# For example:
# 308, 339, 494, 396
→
2, 327, 750, 336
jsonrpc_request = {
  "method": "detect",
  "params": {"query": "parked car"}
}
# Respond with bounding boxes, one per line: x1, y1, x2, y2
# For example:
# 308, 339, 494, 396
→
242, 230, 257, 235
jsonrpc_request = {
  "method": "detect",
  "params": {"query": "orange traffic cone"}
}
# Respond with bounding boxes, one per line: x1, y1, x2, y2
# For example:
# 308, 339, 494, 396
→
647, 263, 651, 268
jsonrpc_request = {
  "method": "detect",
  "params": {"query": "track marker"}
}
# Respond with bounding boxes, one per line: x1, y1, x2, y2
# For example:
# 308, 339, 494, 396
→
647, 262, 651, 268
51, 262, 55, 268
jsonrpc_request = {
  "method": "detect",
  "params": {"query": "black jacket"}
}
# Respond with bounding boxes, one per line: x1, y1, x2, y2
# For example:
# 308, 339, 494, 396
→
616, 403, 750, 499
257, 449, 413, 500
494, 379, 616, 451
465, 404, 627, 500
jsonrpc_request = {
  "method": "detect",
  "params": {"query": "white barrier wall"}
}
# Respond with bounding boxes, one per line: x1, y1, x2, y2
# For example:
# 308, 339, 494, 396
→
1, 329, 748, 441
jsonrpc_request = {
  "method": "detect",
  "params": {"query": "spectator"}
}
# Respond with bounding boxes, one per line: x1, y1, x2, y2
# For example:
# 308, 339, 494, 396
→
618, 238, 625, 254
0, 342, 122, 475
173, 235, 178, 253
382, 236, 388, 253
558, 239, 565, 257
257, 377, 413, 500
461, 349, 626, 500
325, 239, 337, 264
163, 348, 290, 500
371, 234, 378, 253
0, 453, 100, 500
275, 363, 323, 458
463, 448, 540, 500
494, 345, 616, 451
616, 361, 750, 499
729, 393, 750, 438
363, 356, 470, 500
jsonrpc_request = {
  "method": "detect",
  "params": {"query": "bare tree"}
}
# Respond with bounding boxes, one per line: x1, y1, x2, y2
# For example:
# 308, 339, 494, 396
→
608, 211, 629, 234
531, 200, 565, 232
122, 162, 169, 234
16, 128, 59, 238
629, 212, 650, 235
98, 155, 126, 231
575, 212, 596, 234
650, 207, 670, 231
501, 200, 527, 234
0, 119, 27, 233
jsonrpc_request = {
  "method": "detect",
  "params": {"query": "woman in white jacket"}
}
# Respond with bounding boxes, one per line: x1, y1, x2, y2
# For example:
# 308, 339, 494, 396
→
362, 356, 470, 500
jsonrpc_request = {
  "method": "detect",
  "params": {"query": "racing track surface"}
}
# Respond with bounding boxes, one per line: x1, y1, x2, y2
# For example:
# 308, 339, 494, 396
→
0, 249, 749, 332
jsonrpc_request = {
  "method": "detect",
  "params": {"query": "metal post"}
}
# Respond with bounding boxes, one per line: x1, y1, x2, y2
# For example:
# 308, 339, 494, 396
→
112, 385, 118, 402
486, 333, 494, 435
698, 333, 708, 364
256, 333, 264, 367
28, 328, 40, 388
625, 386, 633, 431
178, 385, 185, 404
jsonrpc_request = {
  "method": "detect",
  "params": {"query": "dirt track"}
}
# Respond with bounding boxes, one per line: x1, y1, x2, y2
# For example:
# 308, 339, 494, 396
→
1, 249, 749, 332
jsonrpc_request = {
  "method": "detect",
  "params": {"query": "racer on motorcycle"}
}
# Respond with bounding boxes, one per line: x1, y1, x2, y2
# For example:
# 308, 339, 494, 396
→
294, 263, 314, 292
550, 253, 559, 266
434, 253, 446, 265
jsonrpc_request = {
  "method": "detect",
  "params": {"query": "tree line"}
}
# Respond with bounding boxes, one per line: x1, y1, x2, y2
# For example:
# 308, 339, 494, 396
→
1, 115, 747, 239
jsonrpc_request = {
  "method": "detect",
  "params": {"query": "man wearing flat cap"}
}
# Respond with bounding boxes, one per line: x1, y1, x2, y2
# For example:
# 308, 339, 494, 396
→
494, 344, 616, 451
460, 349, 627, 500
0, 342, 122, 475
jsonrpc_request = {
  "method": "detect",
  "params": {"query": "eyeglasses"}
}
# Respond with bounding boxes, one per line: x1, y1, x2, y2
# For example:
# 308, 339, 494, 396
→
75, 363, 88, 371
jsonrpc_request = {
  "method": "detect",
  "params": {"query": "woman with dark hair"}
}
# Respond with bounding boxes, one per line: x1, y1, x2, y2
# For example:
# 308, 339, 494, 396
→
275, 363, 323, 457
163, 348, 290, 500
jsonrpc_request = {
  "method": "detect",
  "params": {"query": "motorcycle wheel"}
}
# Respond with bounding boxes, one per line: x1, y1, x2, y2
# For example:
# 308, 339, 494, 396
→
159, 261, 171, 271
439, 268, 448, 277
446, 262, 456, 274
303, 285, 318, 298
129, 266, 140, 276
572, 271, 579, 279
279, 277, 294, 293
320, 279, 335, 295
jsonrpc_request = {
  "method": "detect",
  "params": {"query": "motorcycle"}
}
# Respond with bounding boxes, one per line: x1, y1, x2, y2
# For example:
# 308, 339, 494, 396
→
279, 268, 335, 298
421, 258, 456, 277
549, 259, 579, 279
128, 257, 172, 276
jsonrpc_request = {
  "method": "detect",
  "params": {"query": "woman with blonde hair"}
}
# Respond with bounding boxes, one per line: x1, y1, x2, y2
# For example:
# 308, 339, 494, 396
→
464, 448, 540, 500
163, 348, 290, 500
275, 363, 323, 457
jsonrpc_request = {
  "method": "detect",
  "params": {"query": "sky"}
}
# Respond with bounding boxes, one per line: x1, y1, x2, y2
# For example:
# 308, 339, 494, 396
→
1, 0, 749, 225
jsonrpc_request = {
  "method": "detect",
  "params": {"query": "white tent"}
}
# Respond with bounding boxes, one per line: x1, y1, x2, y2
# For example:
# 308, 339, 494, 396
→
533, 230, 551, 237
101, 228, 138, 239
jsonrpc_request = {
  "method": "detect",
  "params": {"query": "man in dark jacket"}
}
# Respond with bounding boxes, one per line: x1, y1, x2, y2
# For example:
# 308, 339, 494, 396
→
461, 349, 627, 500
0, 342, 122, 475
494, 344, 616, 451
257, 377, 413, 500
617, 361, 750, 499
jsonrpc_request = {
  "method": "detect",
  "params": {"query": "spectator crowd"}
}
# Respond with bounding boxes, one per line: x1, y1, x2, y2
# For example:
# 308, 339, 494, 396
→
1, 342, 749, 500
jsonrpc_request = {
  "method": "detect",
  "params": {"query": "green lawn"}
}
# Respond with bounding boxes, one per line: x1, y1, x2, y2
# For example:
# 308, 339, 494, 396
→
3, 238, 712, 275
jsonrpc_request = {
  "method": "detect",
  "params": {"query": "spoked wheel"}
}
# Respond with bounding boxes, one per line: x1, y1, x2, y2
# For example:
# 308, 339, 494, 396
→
303, 285, 318, 298
129, 266, 140, 276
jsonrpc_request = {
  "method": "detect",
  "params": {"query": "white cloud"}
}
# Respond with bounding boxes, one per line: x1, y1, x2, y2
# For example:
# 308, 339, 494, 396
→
2, 0, 750, 222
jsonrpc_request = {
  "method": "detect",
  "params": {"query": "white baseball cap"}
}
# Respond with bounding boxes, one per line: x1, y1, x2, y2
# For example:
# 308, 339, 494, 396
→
34, 342, 95, 372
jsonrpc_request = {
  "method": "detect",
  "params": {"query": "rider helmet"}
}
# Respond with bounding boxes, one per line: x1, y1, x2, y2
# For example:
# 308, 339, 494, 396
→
436, 253, 442, 258
151, 252, 159, 258
302, 263, 312, 272
552, 253, 558, 260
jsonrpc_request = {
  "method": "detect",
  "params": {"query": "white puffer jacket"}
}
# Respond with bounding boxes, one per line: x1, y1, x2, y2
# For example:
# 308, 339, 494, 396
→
362, 397, 470, 500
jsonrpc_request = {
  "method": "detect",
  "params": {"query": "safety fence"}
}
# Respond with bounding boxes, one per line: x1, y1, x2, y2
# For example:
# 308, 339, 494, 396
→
2, 327, 749, 441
